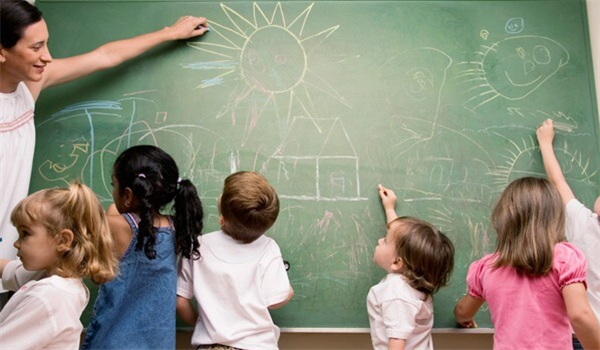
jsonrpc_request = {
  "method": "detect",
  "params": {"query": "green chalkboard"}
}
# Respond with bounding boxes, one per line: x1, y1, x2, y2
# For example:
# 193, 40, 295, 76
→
32, 0, 598, 330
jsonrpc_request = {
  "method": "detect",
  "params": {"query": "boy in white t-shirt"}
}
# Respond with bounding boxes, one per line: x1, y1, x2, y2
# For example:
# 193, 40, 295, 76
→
176, 171, 294, 350
537, 118, 600, 349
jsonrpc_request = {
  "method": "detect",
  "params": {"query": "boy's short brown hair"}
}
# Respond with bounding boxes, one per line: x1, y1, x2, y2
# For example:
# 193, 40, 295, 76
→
220, 171, 280, 243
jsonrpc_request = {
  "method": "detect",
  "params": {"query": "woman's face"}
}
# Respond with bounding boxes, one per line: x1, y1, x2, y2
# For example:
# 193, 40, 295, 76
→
0, 19, 52, 87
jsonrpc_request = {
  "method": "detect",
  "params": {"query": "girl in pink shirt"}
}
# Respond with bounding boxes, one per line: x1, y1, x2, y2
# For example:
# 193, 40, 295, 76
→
454, 177, 600, 350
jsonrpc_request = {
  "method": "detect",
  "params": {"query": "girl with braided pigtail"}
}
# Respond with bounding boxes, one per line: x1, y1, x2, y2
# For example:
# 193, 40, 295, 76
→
82, 145, 204, 350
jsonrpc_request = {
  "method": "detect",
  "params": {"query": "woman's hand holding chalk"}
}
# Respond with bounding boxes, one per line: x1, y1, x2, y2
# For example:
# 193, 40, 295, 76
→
197, 24, 211, 31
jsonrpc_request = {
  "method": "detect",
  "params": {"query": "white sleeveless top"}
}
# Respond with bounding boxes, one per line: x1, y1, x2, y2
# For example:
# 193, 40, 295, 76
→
0, 82, 35, 292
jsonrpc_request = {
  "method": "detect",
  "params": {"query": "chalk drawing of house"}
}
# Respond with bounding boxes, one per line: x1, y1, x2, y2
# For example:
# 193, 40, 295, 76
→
269, 117, 366, 201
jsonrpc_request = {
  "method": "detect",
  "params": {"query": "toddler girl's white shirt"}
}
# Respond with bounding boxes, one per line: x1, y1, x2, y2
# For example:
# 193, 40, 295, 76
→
367, 273, 433, 350
0, 271, 89, 349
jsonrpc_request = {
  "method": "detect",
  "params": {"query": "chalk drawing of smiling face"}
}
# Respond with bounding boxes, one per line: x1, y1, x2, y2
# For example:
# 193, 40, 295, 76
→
482, 36, 569, 99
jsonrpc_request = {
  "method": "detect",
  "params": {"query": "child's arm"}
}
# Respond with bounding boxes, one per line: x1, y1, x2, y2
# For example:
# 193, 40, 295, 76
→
176, 296, 198, 326
0, 259, 10, 275
1, 260, 45, 291
454, 294, 483, 328
536, 118, 575, 205
378, 184, 399, 224
106, 214, 133, 258
388, 338, 406, 350
563, 282, 600, 349
268, 285, 294, 309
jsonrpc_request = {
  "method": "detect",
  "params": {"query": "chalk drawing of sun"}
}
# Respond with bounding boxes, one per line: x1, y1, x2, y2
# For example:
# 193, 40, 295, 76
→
184, 2, 347, 145
455, 36, 569, 111
491, 133, 597, 191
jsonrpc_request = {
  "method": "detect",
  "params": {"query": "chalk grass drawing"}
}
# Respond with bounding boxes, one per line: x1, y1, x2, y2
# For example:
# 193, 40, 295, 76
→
456, 36, 569, 111
274, 204, 375, 306
266, 117, 366, 201
184, 2, 349, 145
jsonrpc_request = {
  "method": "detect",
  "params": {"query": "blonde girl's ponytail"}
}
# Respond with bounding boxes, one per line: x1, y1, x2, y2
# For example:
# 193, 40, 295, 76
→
61, 182, 119, 284
12, 182, 119, 283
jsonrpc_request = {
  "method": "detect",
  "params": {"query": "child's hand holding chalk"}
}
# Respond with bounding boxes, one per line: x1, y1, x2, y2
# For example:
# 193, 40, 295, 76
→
378, 184, 398, 223
536, 118, 555, 146
378, 184, 396, 206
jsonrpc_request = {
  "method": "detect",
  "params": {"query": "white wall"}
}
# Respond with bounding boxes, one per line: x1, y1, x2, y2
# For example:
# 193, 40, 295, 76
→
589, 0, 600, 117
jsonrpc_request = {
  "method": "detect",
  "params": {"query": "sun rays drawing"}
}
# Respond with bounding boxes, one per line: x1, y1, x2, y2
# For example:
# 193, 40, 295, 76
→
492, 133, 597, 191
184, 2, 349, 145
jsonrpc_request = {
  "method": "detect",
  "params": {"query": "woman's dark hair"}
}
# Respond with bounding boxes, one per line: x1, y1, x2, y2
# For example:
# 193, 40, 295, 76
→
0, 0, 43, 49
113, 145, 203, 260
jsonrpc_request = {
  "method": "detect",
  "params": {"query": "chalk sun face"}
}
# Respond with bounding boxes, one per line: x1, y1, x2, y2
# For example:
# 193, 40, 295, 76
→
481, 36, 569, 99
184, 2, 344, 144
457, 35, 569, 111
241, 25, 306, 93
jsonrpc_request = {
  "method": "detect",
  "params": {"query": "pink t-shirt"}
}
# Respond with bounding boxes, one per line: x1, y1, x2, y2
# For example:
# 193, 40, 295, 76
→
466, 242, 587, 350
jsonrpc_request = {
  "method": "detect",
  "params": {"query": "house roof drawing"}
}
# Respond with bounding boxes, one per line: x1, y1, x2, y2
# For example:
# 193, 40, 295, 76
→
273, 117, 358, 158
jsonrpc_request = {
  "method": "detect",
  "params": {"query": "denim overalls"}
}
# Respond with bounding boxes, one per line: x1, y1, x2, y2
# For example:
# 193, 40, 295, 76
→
82, 213, 177, 350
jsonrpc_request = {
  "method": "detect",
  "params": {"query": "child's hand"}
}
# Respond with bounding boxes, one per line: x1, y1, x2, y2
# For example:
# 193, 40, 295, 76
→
378, 184, 396, 210
536, 118, 555, 146
457, 319, 478, 328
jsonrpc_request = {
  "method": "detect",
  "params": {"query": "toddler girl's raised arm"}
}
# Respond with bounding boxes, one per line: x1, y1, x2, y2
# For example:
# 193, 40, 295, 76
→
378, 184, 398, 224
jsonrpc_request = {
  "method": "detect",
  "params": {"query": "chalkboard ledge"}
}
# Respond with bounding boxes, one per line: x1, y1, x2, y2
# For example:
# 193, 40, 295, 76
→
279, 328, 494, 334
174, 327, 494, 333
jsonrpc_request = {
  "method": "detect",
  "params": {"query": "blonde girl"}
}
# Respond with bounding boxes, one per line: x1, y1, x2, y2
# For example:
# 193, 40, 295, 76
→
0, 182, 118, 349
454, 177, 600, 350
